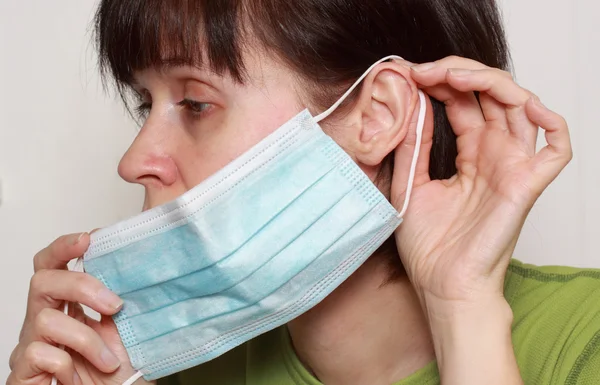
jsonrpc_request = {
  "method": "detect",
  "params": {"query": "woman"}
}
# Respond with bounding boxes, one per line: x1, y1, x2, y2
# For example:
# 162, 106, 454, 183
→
7, 0, 599, 384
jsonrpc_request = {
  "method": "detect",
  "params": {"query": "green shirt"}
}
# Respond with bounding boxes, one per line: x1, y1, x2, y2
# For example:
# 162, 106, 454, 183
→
158, 260, 600, 384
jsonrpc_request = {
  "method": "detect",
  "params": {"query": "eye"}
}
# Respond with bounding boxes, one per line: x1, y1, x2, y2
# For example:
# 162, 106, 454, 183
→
177, 99, 210, 117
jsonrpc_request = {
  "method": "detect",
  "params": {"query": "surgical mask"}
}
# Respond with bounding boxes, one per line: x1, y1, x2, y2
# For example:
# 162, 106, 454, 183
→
74, 55, 426, 383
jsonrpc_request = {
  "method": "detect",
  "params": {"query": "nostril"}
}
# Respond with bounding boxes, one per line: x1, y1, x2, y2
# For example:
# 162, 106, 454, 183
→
137, 174, 164, 186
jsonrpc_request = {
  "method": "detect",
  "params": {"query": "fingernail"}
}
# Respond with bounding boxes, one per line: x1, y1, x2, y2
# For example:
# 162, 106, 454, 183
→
101, 347, 121, 370
71, 233, 85, 245
73, 371, 83, 385
448, 68, 472, 77
412, 62, 436, 72
98, 287, 124, 311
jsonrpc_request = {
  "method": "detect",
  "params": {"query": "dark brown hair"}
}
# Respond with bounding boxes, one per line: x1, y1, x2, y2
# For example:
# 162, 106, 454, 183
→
95, 0, 510, 277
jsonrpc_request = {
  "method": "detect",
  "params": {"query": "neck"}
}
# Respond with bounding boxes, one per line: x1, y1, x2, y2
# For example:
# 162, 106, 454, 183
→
287, 255, 435, 385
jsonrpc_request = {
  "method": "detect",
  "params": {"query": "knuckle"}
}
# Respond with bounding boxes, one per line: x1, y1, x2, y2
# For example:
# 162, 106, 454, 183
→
556, 115, 568, 128
47, 352, 72, 374
29, 271, 44, 295
499, 69, 514, 79
23, 342, 43, 363
437, 55, 457, 67
565, 146, 574, 162
33, 235, 69, 271
491, 68, 512, 80
35, 308, 56, 333
54, 234, 70, 246
443, 55, 488, 70
71, 272, 96, 292
73, 271, 89, 286
557, 143, 573, 164
8, 345, 21, 370
32, 248, 48, 271
74, 273, 97, 299
482, 75, 496, 89
29, 270, 54, 296
73, 329, 91, 348
48, 237, 65, 258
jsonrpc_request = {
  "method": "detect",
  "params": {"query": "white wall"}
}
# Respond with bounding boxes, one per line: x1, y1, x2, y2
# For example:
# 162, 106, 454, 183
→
0, 1, 142, 377
0, 0, 598, 380
498, 0, 600, 267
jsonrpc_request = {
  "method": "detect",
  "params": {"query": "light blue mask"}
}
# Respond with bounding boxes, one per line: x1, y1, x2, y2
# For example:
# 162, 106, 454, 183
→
82, 55, 426, 382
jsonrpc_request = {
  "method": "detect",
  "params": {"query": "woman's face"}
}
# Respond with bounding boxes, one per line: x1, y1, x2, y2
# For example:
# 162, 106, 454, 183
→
120, 45, 417, 213
120, 52, 320, 211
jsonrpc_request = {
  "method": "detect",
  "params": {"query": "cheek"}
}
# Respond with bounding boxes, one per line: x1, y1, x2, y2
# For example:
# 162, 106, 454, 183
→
178, 102, 303, 188
220, 99, 303, 157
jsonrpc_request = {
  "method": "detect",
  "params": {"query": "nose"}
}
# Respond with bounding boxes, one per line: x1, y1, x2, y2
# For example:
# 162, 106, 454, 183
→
118, 114, 182, 209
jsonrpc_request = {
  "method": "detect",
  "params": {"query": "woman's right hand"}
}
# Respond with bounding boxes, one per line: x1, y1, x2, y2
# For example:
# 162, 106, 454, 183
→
7, 233, 151, 385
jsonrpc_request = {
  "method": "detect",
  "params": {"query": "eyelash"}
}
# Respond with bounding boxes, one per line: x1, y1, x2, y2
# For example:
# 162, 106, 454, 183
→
134, 99, 210, 120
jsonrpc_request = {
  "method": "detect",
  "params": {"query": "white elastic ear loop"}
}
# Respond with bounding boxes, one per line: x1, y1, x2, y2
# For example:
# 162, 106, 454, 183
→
314, 54, 427, 219
50, 257, 144, 385
314, 55, 405, 123
122, 371, 144, 385
396, 89, 426, 219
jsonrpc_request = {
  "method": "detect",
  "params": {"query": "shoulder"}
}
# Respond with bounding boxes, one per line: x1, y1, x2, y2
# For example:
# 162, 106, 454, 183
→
505, 259, 600, 384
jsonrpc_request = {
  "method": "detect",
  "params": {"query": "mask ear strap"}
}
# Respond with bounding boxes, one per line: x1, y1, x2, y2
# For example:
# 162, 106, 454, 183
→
396, 89, 426, 219
122, 371, 144, 385
314, 55, 404, 123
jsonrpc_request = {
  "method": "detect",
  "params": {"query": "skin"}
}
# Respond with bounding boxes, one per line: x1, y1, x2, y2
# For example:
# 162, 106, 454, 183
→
8, 45, 572, 385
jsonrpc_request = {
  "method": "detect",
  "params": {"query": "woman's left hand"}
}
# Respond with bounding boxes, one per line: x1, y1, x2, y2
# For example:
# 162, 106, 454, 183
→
390, 56, 571, 385
392, 56, 572, 306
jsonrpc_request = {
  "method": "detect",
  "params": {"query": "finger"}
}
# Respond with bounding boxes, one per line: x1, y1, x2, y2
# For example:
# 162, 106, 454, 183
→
8, 342, 79, 385
29, 308, 121, 373
446, 68, 539, 154
477, 92, 509, 128
420, 83, 485, 137
412, 63, 489, 136
27, 269, 123, 318
411, 55, 510, 121
392, 91, 434, 205
33, 233, 90, 272
413, 61, 511, 124
410, 56, 496, 86
445, 68, 530, 107
409, 80, 485, 166
526, 97, 573, 190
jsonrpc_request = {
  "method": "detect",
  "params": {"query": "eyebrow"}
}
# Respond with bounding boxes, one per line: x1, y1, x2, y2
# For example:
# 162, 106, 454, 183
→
129, 65, 223, 98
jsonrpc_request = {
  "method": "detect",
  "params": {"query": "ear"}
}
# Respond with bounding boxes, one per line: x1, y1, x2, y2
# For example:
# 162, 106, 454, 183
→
340, 60, 420, 167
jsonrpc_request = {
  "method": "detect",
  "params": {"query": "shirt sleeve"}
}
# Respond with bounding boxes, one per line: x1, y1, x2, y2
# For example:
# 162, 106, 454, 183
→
505, 260, 600, 385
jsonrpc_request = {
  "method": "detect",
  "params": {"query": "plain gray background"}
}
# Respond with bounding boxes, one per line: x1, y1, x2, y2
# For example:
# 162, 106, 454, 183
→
1, 0, 598, 379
